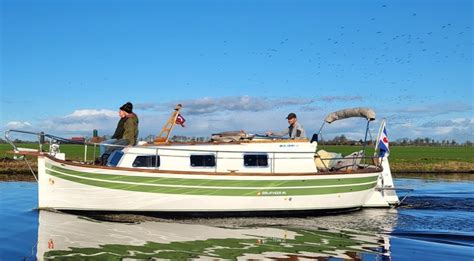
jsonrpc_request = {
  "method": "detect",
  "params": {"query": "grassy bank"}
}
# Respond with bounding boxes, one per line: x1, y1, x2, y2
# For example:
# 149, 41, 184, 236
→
0, 144, 99, 181
1, 144, 473, 181
319, 145, 474, 173
0, 143, 99, 161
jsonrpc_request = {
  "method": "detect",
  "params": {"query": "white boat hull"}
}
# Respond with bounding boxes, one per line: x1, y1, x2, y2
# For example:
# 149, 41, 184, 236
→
38, 156, 381, 213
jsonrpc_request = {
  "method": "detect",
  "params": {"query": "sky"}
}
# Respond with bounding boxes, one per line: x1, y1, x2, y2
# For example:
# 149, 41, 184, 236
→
1, 0, 472, 142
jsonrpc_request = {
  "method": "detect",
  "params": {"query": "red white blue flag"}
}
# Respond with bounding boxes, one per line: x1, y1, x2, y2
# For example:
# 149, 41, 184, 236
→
378, 125, 390, 157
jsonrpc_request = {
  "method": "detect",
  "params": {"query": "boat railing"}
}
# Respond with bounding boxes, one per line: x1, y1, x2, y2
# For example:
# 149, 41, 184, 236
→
4, 129, 383, 170
4, 129, 130, 162
316, 156, 381, 171
5, 129, 44, 153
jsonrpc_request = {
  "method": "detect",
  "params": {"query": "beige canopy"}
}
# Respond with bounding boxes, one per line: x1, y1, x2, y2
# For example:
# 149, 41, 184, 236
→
324, 108, 376, 123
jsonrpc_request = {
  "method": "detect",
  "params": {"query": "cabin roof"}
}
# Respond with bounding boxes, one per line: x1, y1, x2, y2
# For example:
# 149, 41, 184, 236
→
144, 138, 310, 147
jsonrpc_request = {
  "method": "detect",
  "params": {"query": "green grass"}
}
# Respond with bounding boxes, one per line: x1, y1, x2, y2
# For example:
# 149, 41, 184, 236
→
318, 145, 474, 163
1, 143, 472, 163
0, 143, 99, 161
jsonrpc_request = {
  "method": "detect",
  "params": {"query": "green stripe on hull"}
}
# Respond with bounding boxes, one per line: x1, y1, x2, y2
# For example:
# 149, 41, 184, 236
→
47, 164, 378, 188
45, 168, 377, 196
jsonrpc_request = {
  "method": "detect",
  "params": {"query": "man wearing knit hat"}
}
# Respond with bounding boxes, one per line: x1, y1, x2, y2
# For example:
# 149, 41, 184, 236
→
98, 102, 139, 164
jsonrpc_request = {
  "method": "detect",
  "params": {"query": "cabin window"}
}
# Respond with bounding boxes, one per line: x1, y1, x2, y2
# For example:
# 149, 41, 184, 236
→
244, 154, 268, 167
107, 150, 124, 167
133, 155, 160, 168
190, 155, 215, 167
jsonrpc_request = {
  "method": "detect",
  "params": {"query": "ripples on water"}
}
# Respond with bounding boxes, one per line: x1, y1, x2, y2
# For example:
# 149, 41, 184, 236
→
390, 176, 474, 260
0, 176, 472, 260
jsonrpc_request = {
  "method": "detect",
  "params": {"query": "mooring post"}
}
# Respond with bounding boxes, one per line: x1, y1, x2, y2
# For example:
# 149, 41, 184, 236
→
84, 144, 88, 162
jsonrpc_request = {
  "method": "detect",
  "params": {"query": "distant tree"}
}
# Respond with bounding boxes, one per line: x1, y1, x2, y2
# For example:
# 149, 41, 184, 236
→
370, 137, 468, 147
415, 138, 420, 145
145, 135, 155, 142
401, 138, 408, 146
337, 135, 348, 145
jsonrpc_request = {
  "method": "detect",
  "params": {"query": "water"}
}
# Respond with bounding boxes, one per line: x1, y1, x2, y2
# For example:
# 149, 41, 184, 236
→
0, 175, 472, 260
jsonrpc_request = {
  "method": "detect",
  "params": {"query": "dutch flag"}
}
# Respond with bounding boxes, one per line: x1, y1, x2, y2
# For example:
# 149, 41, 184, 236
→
378, 124, 390, 158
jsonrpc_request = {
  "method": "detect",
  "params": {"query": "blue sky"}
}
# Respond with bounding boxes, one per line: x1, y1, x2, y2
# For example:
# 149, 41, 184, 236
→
1, 0, 472, 142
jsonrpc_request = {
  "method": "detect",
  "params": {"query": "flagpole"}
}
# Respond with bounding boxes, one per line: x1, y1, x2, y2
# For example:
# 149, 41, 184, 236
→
154, 104, 183, 144
166, 108, 182, 143
374, 119, 386, 156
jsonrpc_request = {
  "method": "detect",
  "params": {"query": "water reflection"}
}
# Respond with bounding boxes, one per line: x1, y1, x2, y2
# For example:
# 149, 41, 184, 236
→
37, 210, 395, 260
5, 177, 473, 260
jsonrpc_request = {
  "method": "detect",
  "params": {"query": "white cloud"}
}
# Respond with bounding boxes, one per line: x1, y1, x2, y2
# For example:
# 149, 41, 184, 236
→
3, 102, 473, 143
397, 102, 473, 116
136, 95, 363, 116
319, 95, 364, 102
5, 121, 32, 129
420, 118, 471, 128
67, 109, 117, 118
40, 109, 119, 136
388, 117, 474, 142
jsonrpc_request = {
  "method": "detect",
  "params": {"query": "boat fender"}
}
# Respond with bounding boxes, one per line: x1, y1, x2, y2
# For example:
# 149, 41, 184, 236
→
48, 239, 55, 249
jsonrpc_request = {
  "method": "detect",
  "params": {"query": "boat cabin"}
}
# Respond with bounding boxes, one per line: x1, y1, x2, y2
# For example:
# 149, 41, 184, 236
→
108, 140, 319, 174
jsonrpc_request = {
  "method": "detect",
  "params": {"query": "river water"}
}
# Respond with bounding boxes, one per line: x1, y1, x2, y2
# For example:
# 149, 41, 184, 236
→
0, 175, 472, 260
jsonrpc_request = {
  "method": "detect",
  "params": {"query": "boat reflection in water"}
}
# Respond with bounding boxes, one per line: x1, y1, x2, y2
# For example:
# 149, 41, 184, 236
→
37, 210, 394, 260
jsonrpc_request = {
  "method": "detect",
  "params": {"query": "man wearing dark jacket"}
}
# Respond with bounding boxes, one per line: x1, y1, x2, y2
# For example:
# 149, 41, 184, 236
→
111, 114, 127, 140
122, 104, 139, 146
99, 102, 139, 162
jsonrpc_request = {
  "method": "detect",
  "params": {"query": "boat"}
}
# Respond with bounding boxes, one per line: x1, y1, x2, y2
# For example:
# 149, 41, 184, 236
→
5, 105, 401, 214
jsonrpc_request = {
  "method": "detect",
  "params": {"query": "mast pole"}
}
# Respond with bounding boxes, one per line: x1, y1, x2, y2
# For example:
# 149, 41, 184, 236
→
154, 104, 182, 144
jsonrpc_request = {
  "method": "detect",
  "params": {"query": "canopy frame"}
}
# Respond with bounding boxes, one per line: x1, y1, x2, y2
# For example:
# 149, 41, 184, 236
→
317, 108, 376, 162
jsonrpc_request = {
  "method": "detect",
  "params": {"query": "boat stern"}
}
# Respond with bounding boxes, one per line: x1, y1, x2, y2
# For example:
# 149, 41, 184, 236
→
363, 157, 399, 207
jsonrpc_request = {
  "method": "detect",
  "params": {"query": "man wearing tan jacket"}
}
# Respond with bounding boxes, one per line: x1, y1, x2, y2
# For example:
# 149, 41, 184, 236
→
266, 112, 307, 140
